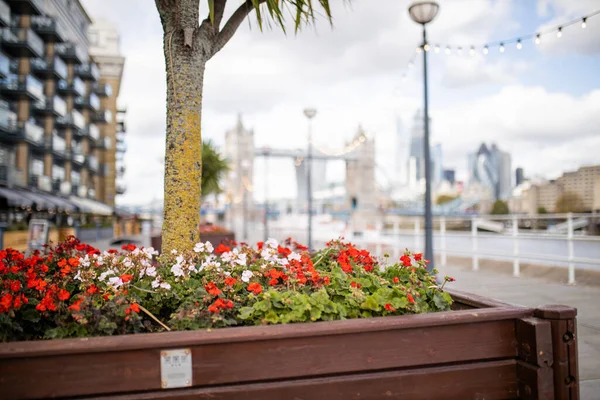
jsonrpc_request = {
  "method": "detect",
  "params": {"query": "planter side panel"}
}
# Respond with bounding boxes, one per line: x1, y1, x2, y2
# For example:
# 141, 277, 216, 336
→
0, 320, 518, 399
92, 360, 519, 400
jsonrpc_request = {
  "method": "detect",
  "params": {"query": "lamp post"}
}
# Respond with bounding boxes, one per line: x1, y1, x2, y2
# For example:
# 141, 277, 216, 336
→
303, 108, 317, 251
409, 1, 439, 272
263, 147, 269, 241
241, 159, 250, 241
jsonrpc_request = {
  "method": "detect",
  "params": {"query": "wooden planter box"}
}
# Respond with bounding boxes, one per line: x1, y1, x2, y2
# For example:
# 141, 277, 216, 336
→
151, 231, 235, 253
0, 290, 579, 399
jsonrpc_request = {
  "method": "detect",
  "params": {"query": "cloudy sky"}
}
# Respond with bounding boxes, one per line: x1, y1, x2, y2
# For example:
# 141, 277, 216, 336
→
81, 0, 600, 206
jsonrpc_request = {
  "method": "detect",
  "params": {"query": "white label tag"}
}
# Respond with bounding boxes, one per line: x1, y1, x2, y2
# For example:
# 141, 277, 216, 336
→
160, 348, 193, 389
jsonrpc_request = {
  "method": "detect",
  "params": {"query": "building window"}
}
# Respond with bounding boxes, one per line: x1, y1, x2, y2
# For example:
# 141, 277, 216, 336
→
31, 159, 44, 177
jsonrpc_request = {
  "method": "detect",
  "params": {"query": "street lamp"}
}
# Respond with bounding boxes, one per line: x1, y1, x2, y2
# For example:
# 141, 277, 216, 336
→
263, 147, 269, 242
409, 1, 439, 272
303, 108, 317, 252
241, 159, 250, 241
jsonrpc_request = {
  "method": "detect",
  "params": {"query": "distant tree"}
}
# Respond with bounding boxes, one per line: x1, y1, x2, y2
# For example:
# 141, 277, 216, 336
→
436, 194, 457, 205
201, 141, 228, 198
154, 0, 335, 255
490, 200, 510, 215
537, 206, 548, 214
556, 192, 584, 213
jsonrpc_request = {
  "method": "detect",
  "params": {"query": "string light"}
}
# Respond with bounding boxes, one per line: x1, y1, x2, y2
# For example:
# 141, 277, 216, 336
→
416, 46, 422, 54
445, 46, 451, 55
557, 26, 562, 38
535, 34, 541, 45
499, 42, 505, 52
483, 45, 489, 55
457, 46, 463, 55
424, 44, 430, 51
582, 18, 587, 28
469, 46, 475, 56
434, 45, 440, 53
516, 39, 522, 50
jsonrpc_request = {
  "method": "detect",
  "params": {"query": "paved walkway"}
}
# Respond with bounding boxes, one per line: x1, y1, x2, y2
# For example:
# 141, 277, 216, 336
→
438, 264, 600, 400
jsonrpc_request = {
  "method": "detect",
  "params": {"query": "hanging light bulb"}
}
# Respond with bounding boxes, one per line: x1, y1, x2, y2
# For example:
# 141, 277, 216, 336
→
457, 46, 463, 56
557, 27, 562, 38
499, 42, 505, 52
535, 34, 541, 45
445, 46, 451, 55
416, 46, 422, 54
434, 45, 440, 53
516, 39, 522, 50
424, 44, 430, 52
483, 45, 489, 55
469, 46, 475, 56
582, 18, 587, 29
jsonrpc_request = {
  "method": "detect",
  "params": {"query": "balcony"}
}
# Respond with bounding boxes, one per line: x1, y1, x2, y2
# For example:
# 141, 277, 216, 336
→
71, 148, 84, 165
86, 155, 99, 173
0, 50, 8, 77
0, 74, 44, 100
56, 109, 87, 133
74, 92, 100, 111
116, 142, 127, 153
93, 82, 112, 97
30, 56, 67, 80
0, 27, 44, 58
5, 0, 44, 16
75, 62, 99, 81
116, 184, 126, 195
0, 101, 16, 135
19, 120, 44, 146
57, 76, 85, 97
88, 123, 100, 141
92, 109, 111, 124
30, 15, 66, 43
32, 95, 67, 117
47, 133, 67, 158
55, 42, 87, 65
0, 1, 10, 27
0, 167, 25, 187
116, 120, 126, 133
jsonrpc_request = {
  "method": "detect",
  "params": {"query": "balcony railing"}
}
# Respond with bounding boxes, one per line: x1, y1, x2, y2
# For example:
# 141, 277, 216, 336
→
0, 1, 10, 27
32, 95, 67, 117
0, 27, 44, 58
55, 42, 87, 65
116, 184, 126, 195
72, 109, 86, 131
116, 142, 127, 153
92, 109, 111, 124
0, 167, 26, 187
30, 15, 66, 42
0, 50, 9, 77
57, 76, 86, 97
30, 56, 68, 80
20, 120, 44, 145
0, 102, 16, 134
75, 92, 100, 111
51, 133, 66, 157
93, 82, 112, 97
75, 62, 99, 81
0, 74, 44, 100
4, 0, 44, 16
88, 123, 100, 141
87, 155, 99, 172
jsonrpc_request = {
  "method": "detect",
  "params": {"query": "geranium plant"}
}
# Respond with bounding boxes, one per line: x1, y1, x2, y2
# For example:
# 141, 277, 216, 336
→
0, 236, 454, 342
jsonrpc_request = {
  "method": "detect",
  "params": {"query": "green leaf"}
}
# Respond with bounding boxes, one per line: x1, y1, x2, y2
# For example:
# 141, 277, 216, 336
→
360, 296, 380, 311
208, 0, 215, 22
238, 307, 254, 320
20, 306, 40, 323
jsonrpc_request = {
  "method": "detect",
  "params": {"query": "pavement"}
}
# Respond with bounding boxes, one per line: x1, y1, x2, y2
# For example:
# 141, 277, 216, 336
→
87, 235, 600, 399
437, 263, 600, 400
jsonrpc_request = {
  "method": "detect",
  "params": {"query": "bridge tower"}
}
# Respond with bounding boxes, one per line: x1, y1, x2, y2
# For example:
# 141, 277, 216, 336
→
345, 125, 377, 213
223, 114, 254, 237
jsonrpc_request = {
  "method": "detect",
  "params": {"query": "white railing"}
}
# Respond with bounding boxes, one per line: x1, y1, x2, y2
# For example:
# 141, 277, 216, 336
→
231, 212, 600, 285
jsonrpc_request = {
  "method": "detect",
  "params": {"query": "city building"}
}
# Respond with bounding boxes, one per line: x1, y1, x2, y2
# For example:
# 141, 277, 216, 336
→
516, 167, 524, 186
443, 169, 455, 185
408, 109, 425, 187
0, 0, 125, 214
467, 143, 512, 200
510, 165, 600, 214
431, 143, 443, 186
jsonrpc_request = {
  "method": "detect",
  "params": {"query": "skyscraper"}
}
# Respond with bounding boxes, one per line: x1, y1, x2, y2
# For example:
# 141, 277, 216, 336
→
467, 143, 512, 200
443, 169, 455, 185
516, 167, 524, 186
408, 109, 425, 184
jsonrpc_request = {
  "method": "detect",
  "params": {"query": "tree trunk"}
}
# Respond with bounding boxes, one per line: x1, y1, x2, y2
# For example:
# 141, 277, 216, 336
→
157, 2, 206, 257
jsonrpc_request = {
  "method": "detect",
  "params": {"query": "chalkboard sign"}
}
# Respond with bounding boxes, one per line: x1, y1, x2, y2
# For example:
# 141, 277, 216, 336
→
27, 219, 49, 252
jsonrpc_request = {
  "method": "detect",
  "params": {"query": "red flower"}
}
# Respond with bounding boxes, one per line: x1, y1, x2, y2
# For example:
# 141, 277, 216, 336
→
337, 253, 352, 273
214, 244, 231, 255
0, 293, 13, 311
120, 274, 134, 283
68, 257, 79, 267
126, 303, 140, 314
57, 288, 70, 301
269, 278, 278, 286
205, 282, 222, 296
407, 294, 415, 304
208, 298, 235, 313
86, 285, 99, 294
363, 264, 374, 272
257, 241, 264, 250
224, 277, 237, 287
68, 298, 83, 311
57, 259, 67, 268
384, 303, 396, 312
414, 253, 423, 261
393, 277, 399, 283
76, 244, 86, 251
400, 255, 412, 267
350, 281, 361, 289
9, 280, 21, 292
121, 244, 137, 251
277, 245, 291, 257
247, 282, 263, 295
40, 264, 49, 273
323, 276, 330, 285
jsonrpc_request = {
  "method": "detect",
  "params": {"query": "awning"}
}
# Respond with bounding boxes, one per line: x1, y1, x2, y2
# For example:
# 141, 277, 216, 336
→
35, 192, 78, 213
0, 187, 80, 212
0, 187, 33, 208
69, 196, 114, 216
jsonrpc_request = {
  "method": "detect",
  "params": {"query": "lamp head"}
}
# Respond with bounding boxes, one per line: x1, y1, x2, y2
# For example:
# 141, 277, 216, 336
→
303, 108, 317, 119
408, 1, 440, 25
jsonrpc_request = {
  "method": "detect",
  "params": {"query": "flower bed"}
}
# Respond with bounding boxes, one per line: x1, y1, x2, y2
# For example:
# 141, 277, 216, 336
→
0, 237, 580, 399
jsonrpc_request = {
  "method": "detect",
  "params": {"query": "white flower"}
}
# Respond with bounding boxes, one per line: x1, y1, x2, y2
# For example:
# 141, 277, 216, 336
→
79, 255, 91, 268
107, 276, 123, 289
204, 242, 214, 253
276, 257, 289, 266
96, 256, 104, 265
176, 255, 185, 264
235, 253, 247, 266
241, 270, 254, 283
132, 248, 141, 256
266, 238, 278, 249
160, 281, 171, 290
288, 252, 301, 262
99, 270, 115, 282
221, 251, 234, 263
171, 263, 185, 277
143, 247, 158, 258
194, 242, 205, 253
142, 266, 157, 278
151, 279, 160, 289
74, 270, 82, 281
171, 249, 178, 255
